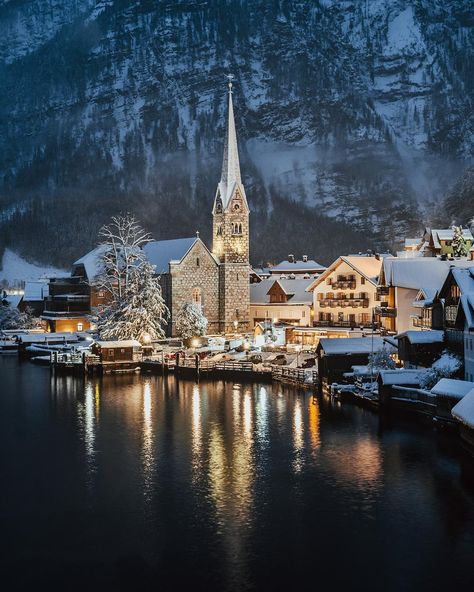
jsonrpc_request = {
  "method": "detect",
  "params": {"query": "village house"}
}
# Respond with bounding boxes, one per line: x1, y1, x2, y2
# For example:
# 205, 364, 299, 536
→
437, 265, 474, 381
422, 227, 473, 258
307, 255, 382, 330
396, 330, 445, 368
315, 336, 395, 385
249, 277, 314, 328
375, 257, 451, 334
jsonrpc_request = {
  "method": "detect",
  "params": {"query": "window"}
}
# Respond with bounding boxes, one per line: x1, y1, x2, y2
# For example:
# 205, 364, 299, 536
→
77, 322, 83, 331
217, 225, 223, 236
360, 277, 365, 285
121, 348, 125, 353
196, 257, 200, 267
192, 288, 202, 308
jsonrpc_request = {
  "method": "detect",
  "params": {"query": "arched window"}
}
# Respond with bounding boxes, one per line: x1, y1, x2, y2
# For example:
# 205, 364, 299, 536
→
217, 225, 223, 236
192, 288, 202, 308
196, 257, 200, 267
238, 223, 242, 234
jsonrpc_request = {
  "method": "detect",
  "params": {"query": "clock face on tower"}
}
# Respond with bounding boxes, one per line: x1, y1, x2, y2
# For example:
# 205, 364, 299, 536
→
233, 202, 240, 211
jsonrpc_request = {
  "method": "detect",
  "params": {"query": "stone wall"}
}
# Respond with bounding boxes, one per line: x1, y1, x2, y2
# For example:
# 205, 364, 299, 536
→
218, 263, 250, 332
169, 241, 220, 336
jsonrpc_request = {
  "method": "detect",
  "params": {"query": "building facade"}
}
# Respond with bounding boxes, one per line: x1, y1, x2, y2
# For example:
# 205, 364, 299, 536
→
307, 256, 382, 329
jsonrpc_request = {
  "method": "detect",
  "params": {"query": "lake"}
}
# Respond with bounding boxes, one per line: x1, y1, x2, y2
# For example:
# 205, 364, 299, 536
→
1, 356, 474, 591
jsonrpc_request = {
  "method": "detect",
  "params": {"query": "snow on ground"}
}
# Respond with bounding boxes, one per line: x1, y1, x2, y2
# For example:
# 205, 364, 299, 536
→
0, 249, 66, 287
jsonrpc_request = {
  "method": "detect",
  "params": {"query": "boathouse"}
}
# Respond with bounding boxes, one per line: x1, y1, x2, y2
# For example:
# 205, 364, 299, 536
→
92, 340, 142, 365
452, 387, 474, 448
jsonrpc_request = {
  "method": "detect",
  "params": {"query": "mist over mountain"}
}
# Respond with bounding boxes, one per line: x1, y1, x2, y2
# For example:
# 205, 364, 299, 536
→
1, 0, 473, 268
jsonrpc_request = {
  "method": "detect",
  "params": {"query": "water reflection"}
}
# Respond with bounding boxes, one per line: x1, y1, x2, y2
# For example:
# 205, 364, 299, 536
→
308, 396, 321, 452
79, 381, 97, 489
191, 383, 203, 478
293, 397, 304, 473
142, 380, 154, 500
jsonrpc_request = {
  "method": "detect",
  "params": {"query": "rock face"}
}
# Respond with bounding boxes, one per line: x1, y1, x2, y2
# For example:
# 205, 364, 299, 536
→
0, 0, 473, 266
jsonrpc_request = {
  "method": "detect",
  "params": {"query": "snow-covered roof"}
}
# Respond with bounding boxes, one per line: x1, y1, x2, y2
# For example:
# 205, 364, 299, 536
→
271, 259, 326, 273
306, 255, 382, 291
23, 280, 49, 301
381, 257, 452, 299
94, 340, 141, 348
431, 228, 473, 247
18, 333, 80, 343
378, 369, 426, 386
396, 330, 445, 344
431, 378, 474, 400
452, 388, 474, 429
318, 337, 394, 355
144, 237, 201, 274
250, 278, 313, 305
404, 238, 422, 248
73, 245, 109, 281
2, 294, 22, 308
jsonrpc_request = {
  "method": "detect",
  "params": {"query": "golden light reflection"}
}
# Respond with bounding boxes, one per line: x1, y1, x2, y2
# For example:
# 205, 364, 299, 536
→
94, 383, 100, 422
243, 389, 252, 437
308, 397, 321, 451
329, 438, 383, 488
255, 386, 268, 446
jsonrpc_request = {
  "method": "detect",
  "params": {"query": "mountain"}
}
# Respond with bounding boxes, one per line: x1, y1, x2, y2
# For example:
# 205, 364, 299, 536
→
0, 0, 473, 268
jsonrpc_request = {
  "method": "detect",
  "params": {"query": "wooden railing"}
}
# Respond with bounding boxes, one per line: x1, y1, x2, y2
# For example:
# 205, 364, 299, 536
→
272, 366, 318, 385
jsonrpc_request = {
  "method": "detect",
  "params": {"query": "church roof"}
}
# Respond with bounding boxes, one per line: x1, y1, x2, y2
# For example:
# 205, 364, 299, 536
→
250, 278, 313, 305
144, 237, 199, 274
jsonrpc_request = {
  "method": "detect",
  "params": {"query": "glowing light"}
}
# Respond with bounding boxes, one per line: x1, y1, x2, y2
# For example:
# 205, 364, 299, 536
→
191, 338, 200, 349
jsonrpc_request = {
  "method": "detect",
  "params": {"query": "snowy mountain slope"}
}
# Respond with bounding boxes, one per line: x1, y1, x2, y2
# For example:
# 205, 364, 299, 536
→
0, 248, 66, 287
0, 0, 473, 265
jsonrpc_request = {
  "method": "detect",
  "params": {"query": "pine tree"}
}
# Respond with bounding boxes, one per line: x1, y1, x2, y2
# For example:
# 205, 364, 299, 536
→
175, 303, 208, 340
94, 214, 169, 341
0, 305, 39, 330
451, 225, 468, 257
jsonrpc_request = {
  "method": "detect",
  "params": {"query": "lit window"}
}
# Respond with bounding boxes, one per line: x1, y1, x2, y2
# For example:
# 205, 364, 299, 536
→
192, 288, 202, 308
77, 322, 83, 331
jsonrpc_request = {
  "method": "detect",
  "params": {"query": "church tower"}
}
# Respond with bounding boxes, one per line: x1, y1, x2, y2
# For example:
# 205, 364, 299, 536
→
212, 78, 250, 333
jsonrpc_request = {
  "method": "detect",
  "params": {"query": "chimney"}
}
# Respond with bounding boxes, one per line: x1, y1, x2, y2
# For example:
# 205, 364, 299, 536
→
302, 255, 308, 262
288, 254, 295, 263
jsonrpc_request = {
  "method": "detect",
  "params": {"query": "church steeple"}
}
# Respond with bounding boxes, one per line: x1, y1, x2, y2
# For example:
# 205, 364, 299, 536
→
212, 76, 250, 333
219, 77, 242, 208
214, 76, 248, 213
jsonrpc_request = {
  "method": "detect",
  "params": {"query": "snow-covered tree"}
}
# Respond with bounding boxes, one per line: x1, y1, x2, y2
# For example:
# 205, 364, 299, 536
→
451, 225, 468, 258
367, 346, 396, 371
0, 305, 39, 330
175, 303, 208, 340
94, 214, 169, 341
419, 350, 462, 389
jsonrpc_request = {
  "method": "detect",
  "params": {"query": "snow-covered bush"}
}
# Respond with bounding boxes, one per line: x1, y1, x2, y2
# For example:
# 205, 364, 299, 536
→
0, 305, 39, 330
451, 225, 468, 258
368, 346, 396, 371
419, 350, 462, 389
175, 303, 208, 340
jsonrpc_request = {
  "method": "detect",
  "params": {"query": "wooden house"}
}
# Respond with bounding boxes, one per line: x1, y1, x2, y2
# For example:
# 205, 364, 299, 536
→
396, 330, 445, 368
316, 336, 395, 385
91, 340, 142, 369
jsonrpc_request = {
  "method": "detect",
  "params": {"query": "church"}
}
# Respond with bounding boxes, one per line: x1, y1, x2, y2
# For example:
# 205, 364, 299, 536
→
144, 80, 250, 336
40, 81, 250, 336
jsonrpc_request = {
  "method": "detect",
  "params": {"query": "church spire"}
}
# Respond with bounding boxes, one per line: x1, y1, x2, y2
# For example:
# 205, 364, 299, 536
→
218, 75, 243, 208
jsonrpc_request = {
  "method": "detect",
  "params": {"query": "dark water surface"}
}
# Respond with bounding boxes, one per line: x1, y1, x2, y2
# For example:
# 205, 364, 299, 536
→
1, 356, 474, 591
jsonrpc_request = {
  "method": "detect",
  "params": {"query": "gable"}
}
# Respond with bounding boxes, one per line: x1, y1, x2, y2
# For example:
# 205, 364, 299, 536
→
177, 239, 219, 270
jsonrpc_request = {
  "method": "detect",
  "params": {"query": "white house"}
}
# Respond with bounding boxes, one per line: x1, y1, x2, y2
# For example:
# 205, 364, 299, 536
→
307, 255, 382, 329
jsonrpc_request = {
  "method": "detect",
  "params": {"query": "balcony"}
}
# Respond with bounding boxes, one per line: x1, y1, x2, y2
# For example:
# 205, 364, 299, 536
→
313, 320, 376, 329
43, 296, 90, 315
319, 298, 369, 308
330, 280, 357, 290
377, 286, 390, 297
